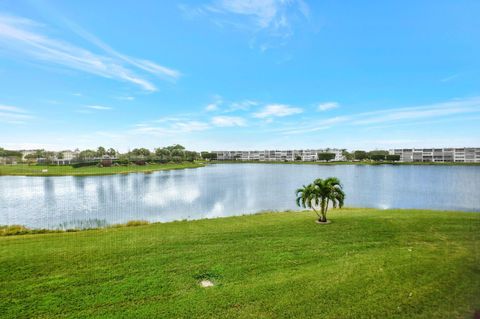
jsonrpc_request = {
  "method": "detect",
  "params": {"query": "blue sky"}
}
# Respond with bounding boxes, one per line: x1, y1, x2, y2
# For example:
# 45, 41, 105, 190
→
0, 0, 479, 151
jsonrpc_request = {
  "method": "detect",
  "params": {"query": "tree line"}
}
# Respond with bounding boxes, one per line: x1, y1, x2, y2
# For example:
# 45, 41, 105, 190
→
318, 150, 400, 162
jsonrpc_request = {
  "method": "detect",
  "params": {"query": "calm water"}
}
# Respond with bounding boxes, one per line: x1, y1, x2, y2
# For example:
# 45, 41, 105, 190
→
1, 164, 479, 229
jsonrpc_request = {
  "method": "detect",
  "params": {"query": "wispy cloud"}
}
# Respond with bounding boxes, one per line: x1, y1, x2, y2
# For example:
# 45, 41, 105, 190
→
280, 97, 480, 134
0, 14, 180, 91
253, 103, 303, 118
0, 104, 32, 124
204, 95, 223, 111
131, 118, 210, 137
441, 73, 460, 83
205, 103, 219, 111
85, 105, 112, 110
228, 99, 258, 112
116, 96, 135, 101
181, 0, 310, 50
212, 115, 246, 127
317, 102, 339, 111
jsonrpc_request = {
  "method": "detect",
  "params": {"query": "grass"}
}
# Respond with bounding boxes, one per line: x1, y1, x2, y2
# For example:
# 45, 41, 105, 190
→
0, 162, 205, 176
212, 160, 480, 166
0, 208, 479, 318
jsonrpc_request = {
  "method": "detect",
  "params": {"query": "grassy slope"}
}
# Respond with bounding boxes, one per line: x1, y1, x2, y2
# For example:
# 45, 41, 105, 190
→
0, 162, 204, 176
0, 209, 479, 319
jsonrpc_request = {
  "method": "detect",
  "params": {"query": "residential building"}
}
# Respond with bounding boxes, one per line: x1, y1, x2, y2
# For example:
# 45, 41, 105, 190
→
389, 148, 480, 163
213, 149, 345, 162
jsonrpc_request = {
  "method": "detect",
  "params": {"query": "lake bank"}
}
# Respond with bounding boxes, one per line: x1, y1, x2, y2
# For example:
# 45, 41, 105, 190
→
211, 160, 480, 166
1, 208, 479, 318
0, 162, 205, 176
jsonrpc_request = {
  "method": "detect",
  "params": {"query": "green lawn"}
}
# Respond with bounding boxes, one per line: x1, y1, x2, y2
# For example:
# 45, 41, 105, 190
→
0, 162, 204, 176
1, 209, 479, 318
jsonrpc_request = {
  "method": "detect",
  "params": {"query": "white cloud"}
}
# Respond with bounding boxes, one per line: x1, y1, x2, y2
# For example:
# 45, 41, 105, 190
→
117, 96, 135, 101
204, 94, 223, 111
0, 104, 28, 113
441, 73, 460, 83
205, 103, 219, 111
130, 118, 210, 137
253, 104, 303, 118
85, 105, 112, 110
279, 97, 480, 135
185, 0, 310, 50
0, 14, 180, 91
317, 102, 339, 111
212, 116, 246, 127
228, 100, 258, 111
0, 104, 32, 124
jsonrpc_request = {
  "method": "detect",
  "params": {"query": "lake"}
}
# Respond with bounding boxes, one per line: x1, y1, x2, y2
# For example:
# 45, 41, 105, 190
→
1, 164, 479, 229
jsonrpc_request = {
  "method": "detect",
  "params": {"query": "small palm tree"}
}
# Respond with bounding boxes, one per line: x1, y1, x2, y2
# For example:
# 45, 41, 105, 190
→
296, 177, 345, 222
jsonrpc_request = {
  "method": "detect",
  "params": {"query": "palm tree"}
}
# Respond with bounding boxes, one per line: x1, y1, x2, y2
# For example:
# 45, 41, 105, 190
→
296, 177, 345, 222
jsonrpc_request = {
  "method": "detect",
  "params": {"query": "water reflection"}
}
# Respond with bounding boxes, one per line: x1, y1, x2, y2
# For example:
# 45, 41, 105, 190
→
0, 164, 479, 229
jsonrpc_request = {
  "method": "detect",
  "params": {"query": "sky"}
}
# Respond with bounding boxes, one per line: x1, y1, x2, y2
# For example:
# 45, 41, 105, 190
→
0, 0, 479, 152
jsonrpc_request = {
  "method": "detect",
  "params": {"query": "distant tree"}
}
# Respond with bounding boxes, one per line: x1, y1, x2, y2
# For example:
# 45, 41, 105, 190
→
353, 150, 368, 160
78, 150, 96, 160
96, 147, 106, 157
165, 144, 186, 152
24, 154, 37, 160
342, 149, 354, 161
171, 148, 185, 162
296, 177, 345, 223
295, 155, 302, 161
370, 154, 386, 161
155, 148, 171, 161
386, 154, 400, 162
57, 152, 64, 160
317, 152, 336, 162
201, 152, 217, 160
0, 148, 22, 158
185, 151, 199, 162
368, 150, 389, 158
106, 148, 117, 157
43, 151, 55, 164
131, 148, 151, 157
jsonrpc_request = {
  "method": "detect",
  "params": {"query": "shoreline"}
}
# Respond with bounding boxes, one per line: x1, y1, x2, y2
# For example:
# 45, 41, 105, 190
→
1, 160, 478, 177
210, 160, 480, 166
1, 208, 479, 318
2, 207, 479, 236
0, 162, 205, 177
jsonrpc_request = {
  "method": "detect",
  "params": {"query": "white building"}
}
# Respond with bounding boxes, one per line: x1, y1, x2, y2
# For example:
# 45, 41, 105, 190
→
389, 148, 480, 163
213, 149, 345, 162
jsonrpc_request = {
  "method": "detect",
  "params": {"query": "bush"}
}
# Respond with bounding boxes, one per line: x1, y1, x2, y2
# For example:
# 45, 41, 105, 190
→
126, 220, 149, 227
370, 154, 386, 161
0, 225, 30, 236
317, 153, 336, 161
386, 154, 401, 161
113, 159, 130, 166
71, 161, 99, 168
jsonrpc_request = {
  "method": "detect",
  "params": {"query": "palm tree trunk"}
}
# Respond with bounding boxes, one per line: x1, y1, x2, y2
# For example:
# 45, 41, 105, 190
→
323, 199, 329, 222
320, 199, 327, 222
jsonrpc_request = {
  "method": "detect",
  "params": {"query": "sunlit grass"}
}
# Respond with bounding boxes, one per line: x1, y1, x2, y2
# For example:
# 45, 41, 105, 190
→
0, 208, 479, 318
0, 162, 204, 176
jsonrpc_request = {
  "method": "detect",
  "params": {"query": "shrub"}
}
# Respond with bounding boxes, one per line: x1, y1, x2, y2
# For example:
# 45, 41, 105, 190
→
71, 161, 99, 168
126, 220, 150, 227
0, 225, 30, 236
370, 154, 386, 161
386, 154, 401, 161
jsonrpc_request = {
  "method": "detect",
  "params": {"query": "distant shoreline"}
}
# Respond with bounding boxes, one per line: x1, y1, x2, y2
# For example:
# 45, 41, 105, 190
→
0, 162, 205, 177
210, 160, 480, 166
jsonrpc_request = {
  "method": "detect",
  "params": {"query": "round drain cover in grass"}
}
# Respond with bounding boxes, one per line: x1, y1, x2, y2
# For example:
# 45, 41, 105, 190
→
200, 280, 214, 287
